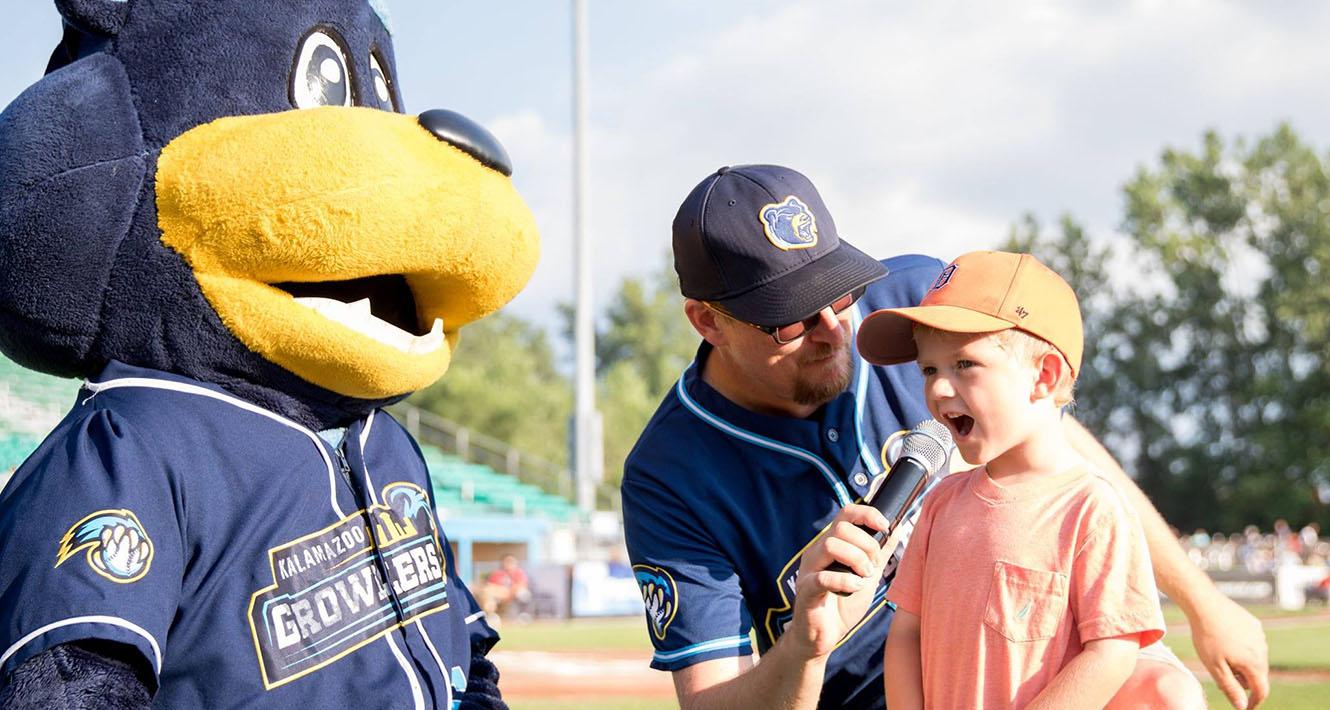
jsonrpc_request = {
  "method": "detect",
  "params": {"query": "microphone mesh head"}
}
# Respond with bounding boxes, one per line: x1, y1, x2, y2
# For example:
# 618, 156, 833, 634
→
901, 419, 953, 474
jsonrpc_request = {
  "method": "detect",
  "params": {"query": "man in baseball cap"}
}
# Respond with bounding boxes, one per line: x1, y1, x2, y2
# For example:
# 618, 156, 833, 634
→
673, 164, 888, 334
619, 166, 1262, 710
622, 164, 951, 710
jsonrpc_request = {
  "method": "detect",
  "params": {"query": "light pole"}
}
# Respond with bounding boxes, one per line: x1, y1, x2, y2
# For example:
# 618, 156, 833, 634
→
571, 0, 602, 514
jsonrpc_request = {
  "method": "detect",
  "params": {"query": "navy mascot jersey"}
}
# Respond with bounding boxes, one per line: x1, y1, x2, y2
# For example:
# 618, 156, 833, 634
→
621, 254, 945, 710
0, 362, 495, 708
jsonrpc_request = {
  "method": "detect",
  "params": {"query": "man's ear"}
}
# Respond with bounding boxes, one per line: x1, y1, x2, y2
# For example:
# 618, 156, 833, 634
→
1031, 351, 1067, 401
683, 299, 728, 347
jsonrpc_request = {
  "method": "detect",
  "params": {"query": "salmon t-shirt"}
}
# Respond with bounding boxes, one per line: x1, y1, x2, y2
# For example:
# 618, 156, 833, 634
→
885, 463, 1165, 709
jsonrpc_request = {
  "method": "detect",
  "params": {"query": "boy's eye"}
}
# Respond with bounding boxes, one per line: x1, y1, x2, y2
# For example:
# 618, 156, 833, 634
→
920, 365, 936, 376
956, 360, 976, 370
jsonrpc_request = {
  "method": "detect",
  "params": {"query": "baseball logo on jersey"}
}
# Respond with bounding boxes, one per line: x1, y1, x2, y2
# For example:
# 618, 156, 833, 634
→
633, 565, 678, 641
759, 196, 819, 250
55, 509, 154, 583
248, 481, 450, 689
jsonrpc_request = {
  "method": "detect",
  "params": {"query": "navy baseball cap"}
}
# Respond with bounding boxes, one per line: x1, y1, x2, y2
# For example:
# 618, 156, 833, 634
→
672, 164, 888, 327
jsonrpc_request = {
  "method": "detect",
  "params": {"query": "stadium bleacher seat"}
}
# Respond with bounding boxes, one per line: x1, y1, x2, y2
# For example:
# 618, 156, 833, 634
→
0, 356, 581, 521
419, 443, 579, 521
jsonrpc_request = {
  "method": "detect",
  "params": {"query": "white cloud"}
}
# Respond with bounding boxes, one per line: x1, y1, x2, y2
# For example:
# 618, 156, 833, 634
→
5, 0, 1328, 353
552, 0, 1330, 318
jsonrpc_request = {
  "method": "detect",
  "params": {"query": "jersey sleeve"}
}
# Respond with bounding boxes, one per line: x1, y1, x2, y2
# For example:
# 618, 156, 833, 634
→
621, 469, 754, 671
1069, 482, 1166, 647
0, 408, 185, 686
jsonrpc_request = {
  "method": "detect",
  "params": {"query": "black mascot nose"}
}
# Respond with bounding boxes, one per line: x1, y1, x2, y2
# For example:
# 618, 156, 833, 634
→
417, 109, 513, 177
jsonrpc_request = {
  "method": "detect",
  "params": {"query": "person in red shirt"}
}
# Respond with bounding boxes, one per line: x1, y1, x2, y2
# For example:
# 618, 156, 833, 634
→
480, 554, 531, 625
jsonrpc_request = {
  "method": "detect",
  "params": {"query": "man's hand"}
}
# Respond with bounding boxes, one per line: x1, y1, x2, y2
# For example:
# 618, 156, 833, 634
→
785, 504, 891, 660
1188, 593, 1269, 709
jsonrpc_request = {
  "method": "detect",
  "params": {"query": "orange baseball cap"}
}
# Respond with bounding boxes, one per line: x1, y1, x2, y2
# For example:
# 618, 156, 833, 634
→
857, 250, 1083, 375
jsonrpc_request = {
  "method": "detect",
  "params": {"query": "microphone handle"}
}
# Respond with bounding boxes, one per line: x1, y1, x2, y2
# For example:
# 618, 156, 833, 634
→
826, 457, 930, 577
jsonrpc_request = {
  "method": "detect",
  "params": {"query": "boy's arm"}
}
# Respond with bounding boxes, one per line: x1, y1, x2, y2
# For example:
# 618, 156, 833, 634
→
1025, 636, 1139, 710
1062, 416, 1269, 709
883, 609, 924, 710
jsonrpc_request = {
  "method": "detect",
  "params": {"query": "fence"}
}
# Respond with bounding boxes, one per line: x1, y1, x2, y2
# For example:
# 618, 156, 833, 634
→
388, 401, 575, 502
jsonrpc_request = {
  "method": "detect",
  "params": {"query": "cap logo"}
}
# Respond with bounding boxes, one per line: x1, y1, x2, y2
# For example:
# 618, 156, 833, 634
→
759, 196, 818, 250
928, 264, 957, 293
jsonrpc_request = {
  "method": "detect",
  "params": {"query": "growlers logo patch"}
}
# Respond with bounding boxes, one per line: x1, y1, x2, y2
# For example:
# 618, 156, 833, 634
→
633, 565, 678, 641
56, 509, 154, 583
759, 195, 819, 250
248, 482, 448, 689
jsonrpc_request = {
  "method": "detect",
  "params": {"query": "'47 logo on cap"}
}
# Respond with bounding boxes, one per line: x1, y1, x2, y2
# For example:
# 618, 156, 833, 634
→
759, 196, 819, 250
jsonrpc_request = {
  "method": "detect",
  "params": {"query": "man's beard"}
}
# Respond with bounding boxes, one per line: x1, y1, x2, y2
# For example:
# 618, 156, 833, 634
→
792, 339, 853, 407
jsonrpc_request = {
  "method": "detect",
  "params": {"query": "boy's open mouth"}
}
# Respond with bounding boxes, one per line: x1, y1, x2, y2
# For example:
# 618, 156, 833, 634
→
945, 413, 974, 438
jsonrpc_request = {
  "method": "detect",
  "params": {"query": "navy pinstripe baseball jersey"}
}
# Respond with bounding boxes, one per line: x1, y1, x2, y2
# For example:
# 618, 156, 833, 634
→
0, 361, 495, 708
621, 254, 946, 710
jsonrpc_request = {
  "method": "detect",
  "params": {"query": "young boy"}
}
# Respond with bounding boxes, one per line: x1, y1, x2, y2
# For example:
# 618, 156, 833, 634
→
856, 251, 1166, 709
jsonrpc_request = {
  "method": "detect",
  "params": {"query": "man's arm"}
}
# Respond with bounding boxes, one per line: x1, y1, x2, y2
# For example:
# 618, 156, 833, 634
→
671, 504, 891, 710
1026, 636, 1139, 710
1063, 416, 1269, 709
882, 609, 923, 710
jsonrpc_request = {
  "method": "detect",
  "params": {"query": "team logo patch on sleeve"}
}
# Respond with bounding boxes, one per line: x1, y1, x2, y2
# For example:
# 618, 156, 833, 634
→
55, 509, 154, 583
248, 481, 450, 689
633, 565, 678, 641
759, 196, 819, 250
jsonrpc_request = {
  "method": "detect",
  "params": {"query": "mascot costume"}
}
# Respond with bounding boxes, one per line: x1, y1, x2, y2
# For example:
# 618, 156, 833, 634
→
0, 1, 539, 708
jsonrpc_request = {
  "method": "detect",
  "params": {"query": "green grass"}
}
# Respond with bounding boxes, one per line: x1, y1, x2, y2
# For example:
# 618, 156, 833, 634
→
501, 612, 1330, 710
1160, 603, 1329, 626
1164, 619, 1330, 671
1163, 615, 1330, 710
1203, 681, 1330, 710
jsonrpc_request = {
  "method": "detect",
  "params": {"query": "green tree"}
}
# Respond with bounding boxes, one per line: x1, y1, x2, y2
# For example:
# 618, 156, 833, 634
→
590, 263, 698, 502
409, 311, 572, 492
1011, 125, 1330, 532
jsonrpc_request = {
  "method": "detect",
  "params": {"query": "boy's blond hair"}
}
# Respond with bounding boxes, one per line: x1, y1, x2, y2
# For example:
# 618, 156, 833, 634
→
989, 328, 1076, 407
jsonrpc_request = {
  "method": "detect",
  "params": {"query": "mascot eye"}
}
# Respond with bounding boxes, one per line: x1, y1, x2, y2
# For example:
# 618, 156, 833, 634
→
291, 30, 353, 109
368, 52, 398, 112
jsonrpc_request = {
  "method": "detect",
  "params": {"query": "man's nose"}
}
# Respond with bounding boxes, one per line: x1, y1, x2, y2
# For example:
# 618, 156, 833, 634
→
801, 307, 847, 347
417, 109, 513, 176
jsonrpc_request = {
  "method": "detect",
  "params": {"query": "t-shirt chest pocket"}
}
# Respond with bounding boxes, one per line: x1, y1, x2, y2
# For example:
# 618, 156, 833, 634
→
983, 560, 1068, 642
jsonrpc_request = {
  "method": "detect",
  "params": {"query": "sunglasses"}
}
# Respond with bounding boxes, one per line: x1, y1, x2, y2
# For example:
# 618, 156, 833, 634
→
709, 286, 865, 344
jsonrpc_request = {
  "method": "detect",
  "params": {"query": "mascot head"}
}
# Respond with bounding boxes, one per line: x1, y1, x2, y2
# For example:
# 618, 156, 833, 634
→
0, 0, 540, 427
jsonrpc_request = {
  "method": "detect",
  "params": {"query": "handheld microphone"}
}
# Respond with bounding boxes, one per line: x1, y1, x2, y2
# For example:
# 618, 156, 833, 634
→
828, 419, 953, 577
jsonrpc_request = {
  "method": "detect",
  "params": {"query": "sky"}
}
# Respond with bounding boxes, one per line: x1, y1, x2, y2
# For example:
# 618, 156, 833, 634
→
3, 0, 1330, 367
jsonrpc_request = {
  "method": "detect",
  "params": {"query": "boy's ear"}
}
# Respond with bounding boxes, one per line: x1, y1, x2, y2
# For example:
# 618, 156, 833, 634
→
1031, 350, 1066, 401
684, 299, 728, 347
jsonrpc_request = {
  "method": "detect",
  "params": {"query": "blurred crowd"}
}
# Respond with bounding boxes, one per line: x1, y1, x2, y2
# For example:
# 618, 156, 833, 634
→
1177, 520, 1327, 574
